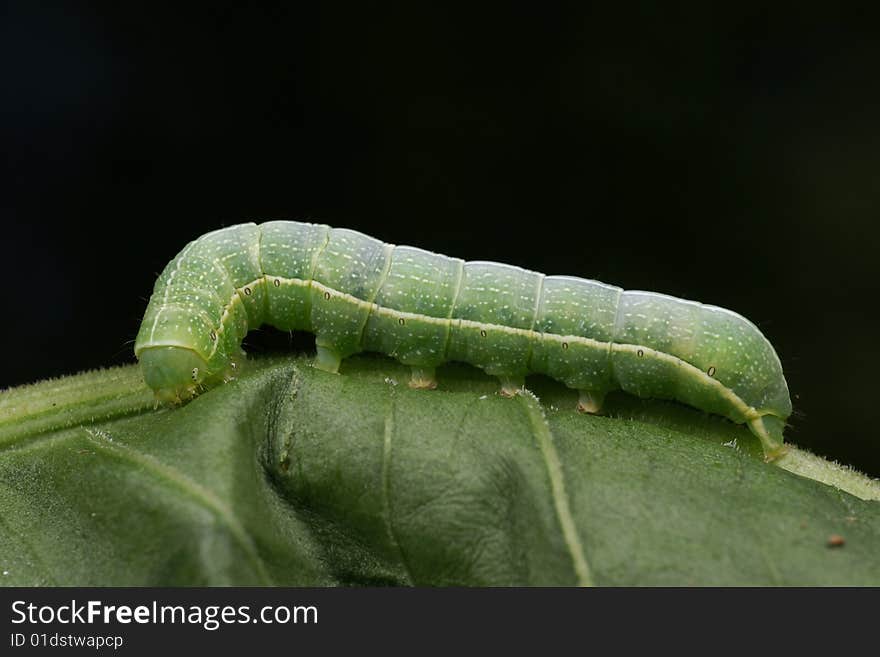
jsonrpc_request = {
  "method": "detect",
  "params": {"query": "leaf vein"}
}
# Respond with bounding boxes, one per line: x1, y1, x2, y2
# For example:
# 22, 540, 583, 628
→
82, 427, 273, 585
381, 396, 414, 584
516, 391, 594, 587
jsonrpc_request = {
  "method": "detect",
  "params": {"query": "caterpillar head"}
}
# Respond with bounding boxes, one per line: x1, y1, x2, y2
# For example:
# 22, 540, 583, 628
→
137, 346, 209, 403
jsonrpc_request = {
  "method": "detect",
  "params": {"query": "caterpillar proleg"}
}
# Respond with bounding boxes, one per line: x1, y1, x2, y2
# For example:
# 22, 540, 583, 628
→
134, 221, 792, 459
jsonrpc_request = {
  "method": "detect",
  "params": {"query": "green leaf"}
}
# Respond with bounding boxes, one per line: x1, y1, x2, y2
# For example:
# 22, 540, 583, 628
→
1, 354, 878, 586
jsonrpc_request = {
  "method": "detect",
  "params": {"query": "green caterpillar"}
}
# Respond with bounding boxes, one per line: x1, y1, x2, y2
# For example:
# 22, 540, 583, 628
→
134, 221, 792, 460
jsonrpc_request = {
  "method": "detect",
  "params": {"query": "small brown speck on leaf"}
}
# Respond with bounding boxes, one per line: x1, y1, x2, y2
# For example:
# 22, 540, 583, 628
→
827, 534, 845, 548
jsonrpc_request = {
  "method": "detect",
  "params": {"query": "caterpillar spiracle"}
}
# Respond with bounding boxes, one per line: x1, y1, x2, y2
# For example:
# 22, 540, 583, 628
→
134, 221, 792, 460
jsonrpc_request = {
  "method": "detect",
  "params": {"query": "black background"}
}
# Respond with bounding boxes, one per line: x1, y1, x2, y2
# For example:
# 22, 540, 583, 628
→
3, 4, 879, 475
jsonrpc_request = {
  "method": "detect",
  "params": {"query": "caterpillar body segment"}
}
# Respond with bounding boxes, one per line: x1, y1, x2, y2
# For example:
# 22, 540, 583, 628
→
135, 221, 792, 459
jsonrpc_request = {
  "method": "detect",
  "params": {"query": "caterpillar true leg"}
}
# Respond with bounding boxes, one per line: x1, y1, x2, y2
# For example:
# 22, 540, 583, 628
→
135, 221, 793, 461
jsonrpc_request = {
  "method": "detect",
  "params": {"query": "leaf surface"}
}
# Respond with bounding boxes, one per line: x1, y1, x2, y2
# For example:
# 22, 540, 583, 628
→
1, 355, 877, 585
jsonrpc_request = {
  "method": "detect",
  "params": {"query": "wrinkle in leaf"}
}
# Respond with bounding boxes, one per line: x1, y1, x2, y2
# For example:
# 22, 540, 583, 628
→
0, 353, 878, 586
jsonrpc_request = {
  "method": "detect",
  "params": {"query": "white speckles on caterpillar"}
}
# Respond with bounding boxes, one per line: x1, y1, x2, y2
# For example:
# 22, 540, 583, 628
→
135, 221, 792, 459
